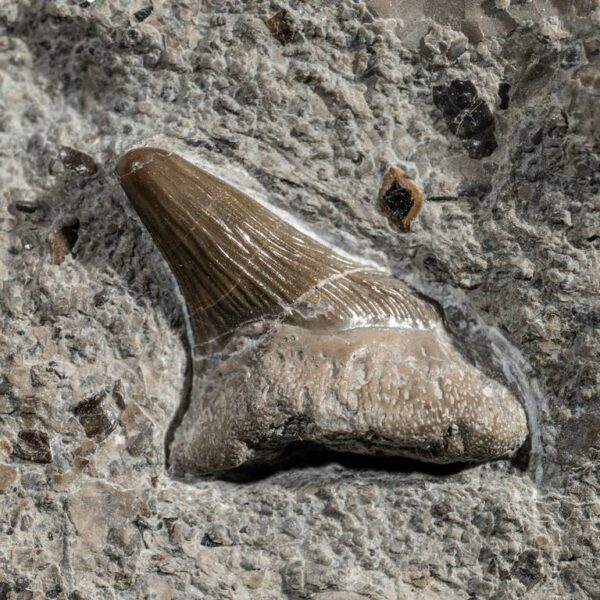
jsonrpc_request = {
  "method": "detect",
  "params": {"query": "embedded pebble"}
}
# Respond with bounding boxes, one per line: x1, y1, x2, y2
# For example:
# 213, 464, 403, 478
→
13, 430, 52, 464
433, 79, 498, 158
58, 146, 98, 176
73, 392, 116, 441
134, 5, 153, 23
265, 10, 297, 45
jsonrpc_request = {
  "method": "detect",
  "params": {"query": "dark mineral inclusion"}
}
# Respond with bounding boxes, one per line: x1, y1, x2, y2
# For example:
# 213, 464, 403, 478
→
59, 146, 98, 176
433, 79, 497, 159
74, 392, 116, 441
381, 181, 414, 221
13, 429, 52, 463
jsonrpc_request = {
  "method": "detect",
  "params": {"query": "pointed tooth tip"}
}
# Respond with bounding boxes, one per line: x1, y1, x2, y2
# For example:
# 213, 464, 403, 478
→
115, 147, 172, 179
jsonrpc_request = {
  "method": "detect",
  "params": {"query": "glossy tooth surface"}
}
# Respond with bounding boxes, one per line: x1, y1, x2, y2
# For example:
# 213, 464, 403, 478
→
116, 148, 529, 475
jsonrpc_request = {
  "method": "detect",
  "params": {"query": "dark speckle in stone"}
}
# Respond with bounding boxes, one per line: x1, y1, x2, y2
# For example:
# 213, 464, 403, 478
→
498, 82, 510, 109
381, 182, 414, 221
8, 193, 48, 221
134, 5, 154, 22
201, 533, 222, 547
0, 377, 12, 396
431, 501, 452, 518
454, 102, 494, 139
93, 288, 111, 307
13, 430, 52, 463
121, 28, 144, 48
59, 146, 97, 176
433, 79, 497, 158
13, 200, 39, 214
15, 200, 38, 214
49, 218, 80, 265
14, 578, 30, 592
113, 380, 127, 410
560, 42, 584, 68
531, 128, 544, 145
433, 80, 478, 119
46, 585, 62, 599
510, 550, 543, 591
463, 132, 498, 159
74, 391, 116, 441
265, 10, 297, 45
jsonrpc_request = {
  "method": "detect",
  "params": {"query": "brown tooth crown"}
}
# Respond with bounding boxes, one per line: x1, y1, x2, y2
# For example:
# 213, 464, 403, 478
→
116, 148, 528, 475
117, 147, 367, 349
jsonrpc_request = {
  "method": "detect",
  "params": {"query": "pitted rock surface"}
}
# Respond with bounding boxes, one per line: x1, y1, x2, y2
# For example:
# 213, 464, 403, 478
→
0, 1, 598, 598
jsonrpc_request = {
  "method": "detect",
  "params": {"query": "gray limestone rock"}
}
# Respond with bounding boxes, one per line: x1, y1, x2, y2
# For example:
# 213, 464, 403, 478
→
0, 0, 598, 598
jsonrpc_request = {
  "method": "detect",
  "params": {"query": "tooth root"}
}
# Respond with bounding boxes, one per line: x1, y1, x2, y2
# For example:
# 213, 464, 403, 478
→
170, 324, 529, 475
116, 148, 529, 476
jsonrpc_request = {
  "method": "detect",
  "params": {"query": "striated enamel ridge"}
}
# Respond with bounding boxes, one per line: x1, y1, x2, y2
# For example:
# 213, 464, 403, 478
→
116, 148, 528, 475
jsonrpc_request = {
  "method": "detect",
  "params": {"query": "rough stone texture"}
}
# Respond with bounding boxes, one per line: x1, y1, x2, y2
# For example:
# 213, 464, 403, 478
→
0, 0, 598, 598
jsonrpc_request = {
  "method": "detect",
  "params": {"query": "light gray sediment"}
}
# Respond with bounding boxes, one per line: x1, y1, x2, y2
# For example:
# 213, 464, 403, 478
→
0, 1, 598, 598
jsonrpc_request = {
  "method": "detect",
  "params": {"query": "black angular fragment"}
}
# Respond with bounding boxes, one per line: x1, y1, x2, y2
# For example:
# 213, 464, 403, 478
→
74, 391, 116, 441
498, 82, 510, 109
433, 80, 478, 118
13, 429, 52, 463
381, 182, 414, 221
13, 200, 39, 214
454, 102, 494, 139
433, 79, 497, 159
59, 146, 98, 176
378, 167, 423, 232
434, 81, 493, 137
201, 533, 222, 547
463, 132, 498, 159
134, 5, 153, 22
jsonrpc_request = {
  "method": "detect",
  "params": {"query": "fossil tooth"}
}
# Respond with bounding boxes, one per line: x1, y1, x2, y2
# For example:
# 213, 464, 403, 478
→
116, 148, 528, 475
